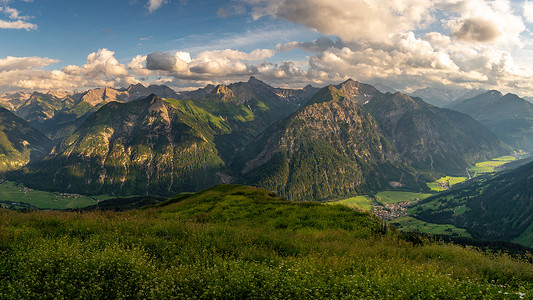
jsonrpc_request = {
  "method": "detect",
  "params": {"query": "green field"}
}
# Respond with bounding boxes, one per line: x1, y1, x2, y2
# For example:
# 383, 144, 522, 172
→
512, 221, 533, 249
468, 155, 516, 175
427, 176, 467, 191
0, 181, 106, 209
329, 195, 374, 211
390, 216, 472, 238
374, 191, 431, 204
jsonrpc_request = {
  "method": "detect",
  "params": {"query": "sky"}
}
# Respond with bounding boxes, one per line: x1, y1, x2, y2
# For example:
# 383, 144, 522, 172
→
2, 0, 533, 96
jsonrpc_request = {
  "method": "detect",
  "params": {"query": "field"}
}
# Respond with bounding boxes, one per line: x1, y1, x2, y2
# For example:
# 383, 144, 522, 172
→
329, 195, 374, 211
513, 222, 533, 249
468, 155, 516, 175
390, 216, 472, 238
427, 176, 467, 192
425, 155, 522, 192
0, 181, 109, 209
374, 191, 431, 204
0, 185, 531, 299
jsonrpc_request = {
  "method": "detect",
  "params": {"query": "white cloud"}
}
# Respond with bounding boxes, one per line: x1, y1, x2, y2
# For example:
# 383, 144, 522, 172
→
0, 5, 37, 30
0, 19, 36, 30
441, 0, 525, 44
248, 0, 434, 43
138, 48, 275, 80
0, 49, 138, 92
63, 48, 129, 78
146, 0, 168, 13
0, 56, 58, 71
524, 1, 533, 23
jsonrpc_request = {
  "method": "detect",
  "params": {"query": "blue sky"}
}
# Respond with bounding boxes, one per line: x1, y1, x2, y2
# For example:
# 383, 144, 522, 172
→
2, 0, 533, 96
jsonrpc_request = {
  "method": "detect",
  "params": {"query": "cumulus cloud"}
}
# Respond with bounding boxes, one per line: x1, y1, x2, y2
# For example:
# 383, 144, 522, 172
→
137, 48, 275, 80
0, 6, 37, 30
236, 0, 533, 94
523, 1, 533, 23
0, 49, 138, 92
0, 56, 58, 71
277, 37, 345, 53
63, 49, 129, 78
146, 0, 168, 13
441, 0, 525, 44
248, 0, 434, 43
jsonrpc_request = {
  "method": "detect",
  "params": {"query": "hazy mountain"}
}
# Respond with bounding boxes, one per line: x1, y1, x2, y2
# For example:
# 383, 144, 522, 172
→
0, 107, 51, 172
12, 84, 183, 140
363, 92, 508, 175
410, 87, 485, 107
450, 90, 533, 151
414, 159, 533, 247
234, 85, 423, 201
369, 82, 397, 94
0, 91, 32, 110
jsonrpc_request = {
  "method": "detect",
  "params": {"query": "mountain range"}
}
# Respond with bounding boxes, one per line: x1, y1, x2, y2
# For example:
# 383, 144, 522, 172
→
450, 90, 533, 151
0, 77, 511, 202
410, 87, 486, 107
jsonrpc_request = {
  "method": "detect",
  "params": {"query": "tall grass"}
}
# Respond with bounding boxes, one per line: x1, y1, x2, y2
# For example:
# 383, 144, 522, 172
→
0, 185, 531, 299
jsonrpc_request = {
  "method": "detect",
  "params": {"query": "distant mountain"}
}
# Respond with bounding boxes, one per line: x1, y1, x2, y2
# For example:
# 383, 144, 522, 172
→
11, 84, 182, 141
410, 87, 485, 107
0, 107, 51, 172
0, 91, 32, 110
450, 90, 533, 151
234, 85, 423, 201
363, 92, 509, 175
369, 82, 397, 94
414, 159, 533, 247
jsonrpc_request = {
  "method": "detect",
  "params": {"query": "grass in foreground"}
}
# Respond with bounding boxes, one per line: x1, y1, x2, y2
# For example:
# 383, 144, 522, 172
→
0, 185, 531, 299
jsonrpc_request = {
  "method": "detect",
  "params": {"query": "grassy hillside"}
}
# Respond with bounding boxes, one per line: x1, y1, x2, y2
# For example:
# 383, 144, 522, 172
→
0, 185, 531, 299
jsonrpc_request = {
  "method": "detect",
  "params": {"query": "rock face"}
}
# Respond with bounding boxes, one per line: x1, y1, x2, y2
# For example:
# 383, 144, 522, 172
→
363, 92, 508, 175
334, 79, 382, 105
450, 90, 533, 151
0, 107, 51, 172
235, 86, 421, 201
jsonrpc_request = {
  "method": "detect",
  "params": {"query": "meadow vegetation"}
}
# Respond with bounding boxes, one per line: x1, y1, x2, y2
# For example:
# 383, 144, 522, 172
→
0, 185, 531, 299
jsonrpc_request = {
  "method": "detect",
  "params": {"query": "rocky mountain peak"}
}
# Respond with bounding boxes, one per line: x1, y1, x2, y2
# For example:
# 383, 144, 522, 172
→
335, 79, 381, 105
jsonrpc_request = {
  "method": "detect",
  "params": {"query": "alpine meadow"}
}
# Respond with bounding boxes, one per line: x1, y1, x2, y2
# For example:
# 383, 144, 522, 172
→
1, 0, 533, 299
